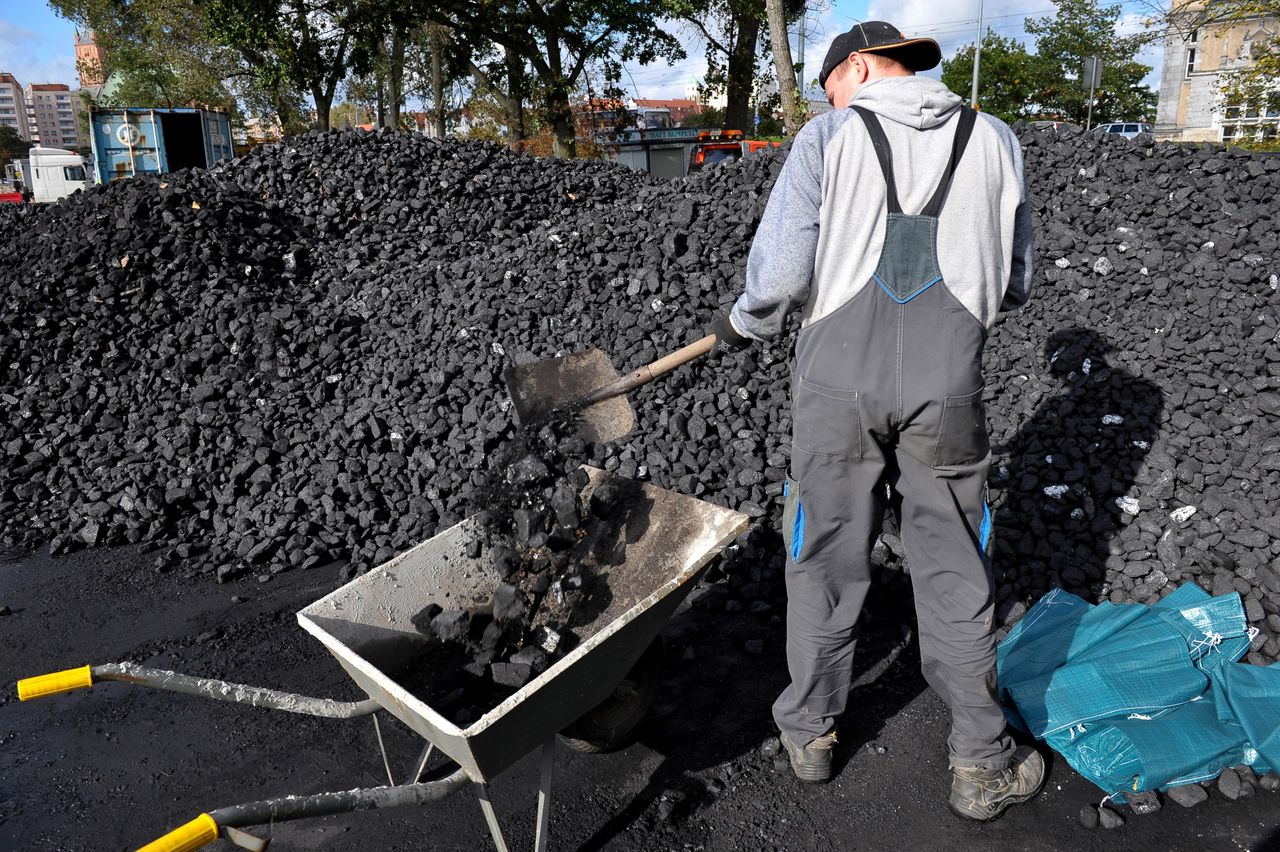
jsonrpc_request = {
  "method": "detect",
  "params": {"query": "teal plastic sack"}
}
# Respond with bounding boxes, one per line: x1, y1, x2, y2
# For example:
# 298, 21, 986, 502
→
997, 584, 1278, 800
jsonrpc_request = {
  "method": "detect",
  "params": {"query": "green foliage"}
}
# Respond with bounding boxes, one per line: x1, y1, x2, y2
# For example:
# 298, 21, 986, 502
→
1220, 37, 1280, 115
941, 31, 1049, 123
0, 125, 34, 171
203, 0, 380, 128
1024, 0, 1158, 125
667, 0, 802, 139
1226, 136, 1280, 151
51, 0, 235, 108
427, 0, 684, 155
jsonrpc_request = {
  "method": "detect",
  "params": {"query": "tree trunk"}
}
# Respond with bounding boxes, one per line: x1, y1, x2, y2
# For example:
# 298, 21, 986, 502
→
504, 47, 526, 150
375, 64, 385, 129
764, 0, 801, 134
313, 88, 332, 131
724, 12, 759, 133
548, 85, 576, 157
430, 26, 446, 137
389, 27, 406, 128
542, 31, 575, 157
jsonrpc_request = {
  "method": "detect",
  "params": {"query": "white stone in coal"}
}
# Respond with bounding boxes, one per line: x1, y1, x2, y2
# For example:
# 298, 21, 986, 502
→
1116, 497, 1141, 516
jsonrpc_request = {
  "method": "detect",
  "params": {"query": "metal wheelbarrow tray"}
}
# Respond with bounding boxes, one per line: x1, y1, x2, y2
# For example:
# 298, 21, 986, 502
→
17, 467, 748, 851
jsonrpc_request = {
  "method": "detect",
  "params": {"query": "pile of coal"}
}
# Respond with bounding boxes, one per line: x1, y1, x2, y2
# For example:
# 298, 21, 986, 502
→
407, 415, 601, 697
1, 124, 1278, 663
1079, 765, 1279, 826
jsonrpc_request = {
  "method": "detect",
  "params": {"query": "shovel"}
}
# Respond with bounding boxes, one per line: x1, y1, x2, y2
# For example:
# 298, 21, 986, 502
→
503, 334, 716, 443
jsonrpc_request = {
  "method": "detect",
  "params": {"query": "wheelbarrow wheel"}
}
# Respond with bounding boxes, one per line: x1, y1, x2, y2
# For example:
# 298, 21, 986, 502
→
559, 638, 662, 753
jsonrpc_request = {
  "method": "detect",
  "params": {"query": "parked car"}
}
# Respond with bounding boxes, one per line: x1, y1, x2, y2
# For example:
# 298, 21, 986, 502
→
1093, 122, 1152, 140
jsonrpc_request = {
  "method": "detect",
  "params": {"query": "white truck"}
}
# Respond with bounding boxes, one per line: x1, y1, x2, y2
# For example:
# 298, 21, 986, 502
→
12, 147, 90, 203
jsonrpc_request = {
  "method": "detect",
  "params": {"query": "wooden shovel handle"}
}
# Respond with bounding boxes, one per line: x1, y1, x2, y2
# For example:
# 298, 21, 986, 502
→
582, 334, 717, 405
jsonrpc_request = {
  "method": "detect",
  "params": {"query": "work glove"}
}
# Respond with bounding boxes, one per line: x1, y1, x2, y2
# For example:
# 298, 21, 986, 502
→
709, 313, 751, 357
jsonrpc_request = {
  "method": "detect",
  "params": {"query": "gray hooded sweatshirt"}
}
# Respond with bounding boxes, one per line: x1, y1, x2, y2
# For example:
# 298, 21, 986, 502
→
729, 76, 1033, 341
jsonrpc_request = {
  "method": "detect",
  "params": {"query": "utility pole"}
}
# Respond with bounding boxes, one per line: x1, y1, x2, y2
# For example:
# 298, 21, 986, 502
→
969, 0, 984, 108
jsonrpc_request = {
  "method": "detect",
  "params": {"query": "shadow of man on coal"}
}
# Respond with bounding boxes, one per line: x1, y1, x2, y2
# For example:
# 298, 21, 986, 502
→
993, 327, 1164, 613
570, 529, 926, 852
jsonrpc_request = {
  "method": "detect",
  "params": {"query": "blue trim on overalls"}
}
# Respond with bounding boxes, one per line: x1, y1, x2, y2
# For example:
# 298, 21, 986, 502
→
872, 272, 943, 304
794, 500, 805, 561
784, 480, 805, 561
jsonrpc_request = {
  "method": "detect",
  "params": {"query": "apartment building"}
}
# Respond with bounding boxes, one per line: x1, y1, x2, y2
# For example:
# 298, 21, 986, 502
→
25, 83, 84, 149
0, 73, 30, 140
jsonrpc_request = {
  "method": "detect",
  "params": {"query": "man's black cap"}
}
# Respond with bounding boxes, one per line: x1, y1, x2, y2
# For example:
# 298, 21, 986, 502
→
818, 21, 943, 88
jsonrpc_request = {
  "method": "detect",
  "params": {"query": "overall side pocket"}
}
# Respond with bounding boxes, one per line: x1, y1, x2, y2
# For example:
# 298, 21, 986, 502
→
932, 386, 990, 468
792, 376, 862, 461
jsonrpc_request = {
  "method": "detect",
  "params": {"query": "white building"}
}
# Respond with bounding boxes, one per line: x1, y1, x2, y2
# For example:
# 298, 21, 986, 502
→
1155, 9, 1280, 142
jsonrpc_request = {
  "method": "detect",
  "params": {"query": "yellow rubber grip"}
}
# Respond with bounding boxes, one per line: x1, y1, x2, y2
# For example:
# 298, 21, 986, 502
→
135, 814, 218, 852
17, 665, 93, 701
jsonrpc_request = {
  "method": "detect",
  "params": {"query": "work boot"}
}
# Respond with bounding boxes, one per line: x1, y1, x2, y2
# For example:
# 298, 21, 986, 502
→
779, 730, 837, 783
949, 745, 1046, 821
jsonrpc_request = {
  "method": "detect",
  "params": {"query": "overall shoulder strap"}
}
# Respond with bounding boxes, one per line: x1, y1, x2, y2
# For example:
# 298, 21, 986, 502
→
851, 105, 903, 215
920, 106, 978, 218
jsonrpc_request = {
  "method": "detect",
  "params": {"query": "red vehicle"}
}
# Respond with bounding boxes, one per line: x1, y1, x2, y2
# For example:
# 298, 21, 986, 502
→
0, 190, 24, 204
687, 131, 781, 172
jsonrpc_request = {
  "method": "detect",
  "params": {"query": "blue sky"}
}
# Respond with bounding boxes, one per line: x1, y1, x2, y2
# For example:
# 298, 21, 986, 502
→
1, 0, 1165, 104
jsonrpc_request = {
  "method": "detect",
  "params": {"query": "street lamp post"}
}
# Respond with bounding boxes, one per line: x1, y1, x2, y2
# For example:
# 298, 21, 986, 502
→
970, 0, 984, 109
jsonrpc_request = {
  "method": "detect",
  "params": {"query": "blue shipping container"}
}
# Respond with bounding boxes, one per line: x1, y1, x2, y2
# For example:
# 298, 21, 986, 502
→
89, 107, 234, 185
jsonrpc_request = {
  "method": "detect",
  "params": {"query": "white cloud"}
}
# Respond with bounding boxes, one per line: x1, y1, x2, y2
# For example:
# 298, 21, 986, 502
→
0, 18, 79, 88
581, 0, 1172, 105
619, 23, 713, 100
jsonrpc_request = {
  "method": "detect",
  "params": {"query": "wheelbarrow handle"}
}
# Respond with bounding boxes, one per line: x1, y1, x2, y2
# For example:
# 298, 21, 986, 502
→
135, 814, 218, 852
582, 334, 716, 406
17, 662, 380, 718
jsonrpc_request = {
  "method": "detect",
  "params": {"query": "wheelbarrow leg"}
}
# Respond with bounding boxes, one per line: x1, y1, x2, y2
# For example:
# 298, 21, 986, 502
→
534, 736, 555, 852
475, 782, 510, 852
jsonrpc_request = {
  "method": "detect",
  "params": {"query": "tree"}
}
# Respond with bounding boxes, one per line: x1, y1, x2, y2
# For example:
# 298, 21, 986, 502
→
464, 45, 532, 149
763, 0, 800, 133
668, 0, 758, 134
941, 31, 1050, 123
51, 0, 236, 108
203, 0, 382, 130
1025, 0, 1158, 124
426, 0, 683, 156
667, 0, 804, 134
0, 125, 34, 172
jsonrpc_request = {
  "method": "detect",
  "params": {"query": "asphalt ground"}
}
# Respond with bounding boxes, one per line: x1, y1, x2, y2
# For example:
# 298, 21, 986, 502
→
3, 543, 1278, 851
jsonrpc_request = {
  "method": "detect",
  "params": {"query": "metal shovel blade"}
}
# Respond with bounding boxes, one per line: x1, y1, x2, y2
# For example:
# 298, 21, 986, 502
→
503, 348, 636, 444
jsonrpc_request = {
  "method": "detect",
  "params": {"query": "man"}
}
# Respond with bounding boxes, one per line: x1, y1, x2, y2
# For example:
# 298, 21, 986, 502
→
708, 21, 1043, 821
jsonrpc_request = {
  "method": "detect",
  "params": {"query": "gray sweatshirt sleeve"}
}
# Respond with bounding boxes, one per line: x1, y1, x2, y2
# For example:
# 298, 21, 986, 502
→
729, 118, 829, 341
1000, 126, 1034, 312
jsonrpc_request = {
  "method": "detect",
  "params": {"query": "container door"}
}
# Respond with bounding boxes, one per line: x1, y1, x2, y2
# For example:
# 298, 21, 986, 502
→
202, 111, 234, 165
91, 111, 163, 182
648, 144, 686, 179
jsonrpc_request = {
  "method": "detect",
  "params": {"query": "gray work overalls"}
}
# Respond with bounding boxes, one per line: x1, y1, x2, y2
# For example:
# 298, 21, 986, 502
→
774, 105, 1014, 769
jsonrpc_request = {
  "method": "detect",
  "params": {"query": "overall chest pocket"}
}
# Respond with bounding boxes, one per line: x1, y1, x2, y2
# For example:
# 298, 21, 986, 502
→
792, 376, 862, 460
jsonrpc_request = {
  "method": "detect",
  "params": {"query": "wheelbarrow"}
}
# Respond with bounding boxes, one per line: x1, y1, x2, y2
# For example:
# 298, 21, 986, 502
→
16, 467, 748, 851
